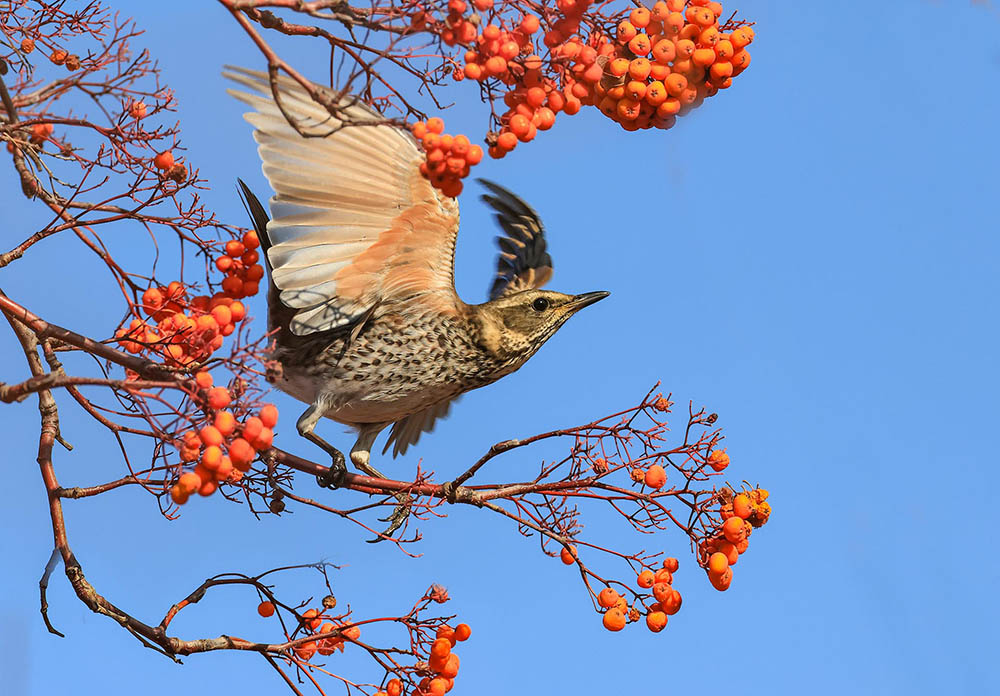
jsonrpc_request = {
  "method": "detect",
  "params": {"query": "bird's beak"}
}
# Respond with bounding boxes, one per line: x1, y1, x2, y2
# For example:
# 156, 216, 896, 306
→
565, 291, 610, 312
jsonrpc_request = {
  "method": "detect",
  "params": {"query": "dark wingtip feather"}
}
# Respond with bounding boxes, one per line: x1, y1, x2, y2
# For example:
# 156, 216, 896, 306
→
479, 180, 553, 300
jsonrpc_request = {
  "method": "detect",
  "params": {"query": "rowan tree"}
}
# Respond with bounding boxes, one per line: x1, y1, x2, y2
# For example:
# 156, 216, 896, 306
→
0, 1, 768, 693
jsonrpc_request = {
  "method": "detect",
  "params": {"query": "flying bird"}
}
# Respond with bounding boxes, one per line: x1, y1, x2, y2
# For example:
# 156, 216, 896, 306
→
226, 67, 608, 537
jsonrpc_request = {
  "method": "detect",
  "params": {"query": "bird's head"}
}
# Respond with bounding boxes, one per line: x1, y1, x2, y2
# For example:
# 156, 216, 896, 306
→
469, 289, 609, 369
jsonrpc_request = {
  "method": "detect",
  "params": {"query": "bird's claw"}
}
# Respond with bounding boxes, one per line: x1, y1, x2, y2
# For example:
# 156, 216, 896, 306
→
315, 449, 347, 489
366, 493, 412, 543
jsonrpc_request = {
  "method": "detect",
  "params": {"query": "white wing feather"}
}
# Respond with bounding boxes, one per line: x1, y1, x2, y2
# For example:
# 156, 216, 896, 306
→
225, 66, 461, 335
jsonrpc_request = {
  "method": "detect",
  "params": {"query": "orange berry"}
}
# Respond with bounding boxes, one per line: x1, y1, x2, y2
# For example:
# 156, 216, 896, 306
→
665, 73, 687, 96
602, 608, 626, 632
597, 587, 620, 608
520, 14, 540, 34
675, 38, 696, 60
20, 37, 35, 53
644, 464, 667, 489
663, 557, 679, 573
440, 653, 460, 679
625, 80, 647, 101
215, 456, 233, 481
49, 49, 67, 65
629, 7, 651, 28
710, 61, 733, 80
645, 80, 667, 106
454, 623, 471, 641
617, 98, 640, 121
259, 404, 279, 429
709, 567, 732, 591
628, 34, 651, 56
637, 570, 655, 588
616, 21, 637, 44
411, 121, 428, 139
230, 437, 256, 470
431, 637, 452, 659
386, 680, 402, 696
243, 229, 260, 250
258, 600, 276, 617
708, 450, 729, 471
153, 151, 175, 170
731, 28, 752, 50
229, 301, 247, 322
646, 611, 667, 633
731, 50, 751, 71
496, 132, 517, 151
718, 540, 739, 565
250, 427, 274, 451
654, 568, 673, 585
294, 641, 317, 661
652, 39, 676, 64
698, 25, 720, 46
427, 117, 445, 134
198, 479, 217, 497
652, 582, 673, 604
214, 410, 236, 436
733, 493, 752, 519
628, 58, 651, 81
658, 97, 681, 116
466, 145, 484, 165
560, 545, 576, 565
464, 63, 483, 81
651, 1, 670, 21
662, 589, 683, 614
242, 416, 263, 443
715, 39, 735, 61
723, 515, 746, 543
427, 678, 448, 696
692, 47, 716, 67
302, 608, 323, 630
508, 114, 530, 138
708, 551, 729, 575
199, 425, 224, 448
207, 386, 231, 410
201, 445, 223, 471
178, 471, 201, 494
608, 57, 630, 77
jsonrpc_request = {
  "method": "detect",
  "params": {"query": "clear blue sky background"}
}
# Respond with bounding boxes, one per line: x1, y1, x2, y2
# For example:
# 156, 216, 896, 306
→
2, 1, 998, 694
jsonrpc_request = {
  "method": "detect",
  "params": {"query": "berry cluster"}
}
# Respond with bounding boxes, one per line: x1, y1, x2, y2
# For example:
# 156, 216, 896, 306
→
115, 283, 246, 366
48, 47, 81, 71
114, 229, 261, 365
419, 0, 754, 162
590, 0, 754, 131
288, 608, 364, 660
412, 117, 484, 198
700, 487, 770, 591
596, 557, 683, 632
403, 623, 471, 696
168, 375, 278, 505
215, 229, 264, 299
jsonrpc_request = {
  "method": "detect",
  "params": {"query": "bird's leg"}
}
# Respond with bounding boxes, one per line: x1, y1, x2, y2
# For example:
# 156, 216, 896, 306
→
296, 402, 346, 489
351, 426, 411, 542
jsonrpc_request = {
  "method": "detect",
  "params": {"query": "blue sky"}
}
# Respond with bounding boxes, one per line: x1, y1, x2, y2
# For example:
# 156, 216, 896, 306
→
2, 1, 998, 694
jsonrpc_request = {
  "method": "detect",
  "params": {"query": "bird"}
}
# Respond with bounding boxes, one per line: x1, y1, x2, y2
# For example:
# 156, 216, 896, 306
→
225, 67, 608, 537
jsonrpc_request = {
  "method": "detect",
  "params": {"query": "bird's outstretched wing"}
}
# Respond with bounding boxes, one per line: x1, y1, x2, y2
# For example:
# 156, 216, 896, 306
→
225, 66, 461, 336
479, 179, 553, 300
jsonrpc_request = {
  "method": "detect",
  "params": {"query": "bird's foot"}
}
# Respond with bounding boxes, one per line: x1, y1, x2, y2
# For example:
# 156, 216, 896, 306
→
366, 492, 412, 543
315, 448, 347, 489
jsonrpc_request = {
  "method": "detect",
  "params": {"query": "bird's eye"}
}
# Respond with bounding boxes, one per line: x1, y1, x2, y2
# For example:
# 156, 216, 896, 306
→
531, 297, 550, 312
